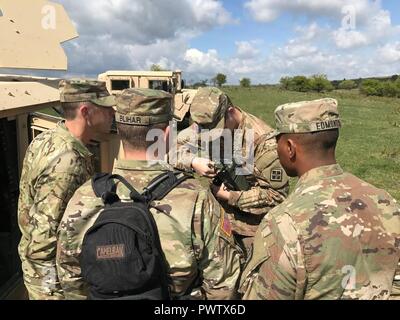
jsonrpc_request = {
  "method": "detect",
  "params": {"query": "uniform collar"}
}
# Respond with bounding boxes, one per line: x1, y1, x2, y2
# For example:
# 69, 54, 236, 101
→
56, 121, 92, 157
114, 159, 172, 172
296, 164, 344, 189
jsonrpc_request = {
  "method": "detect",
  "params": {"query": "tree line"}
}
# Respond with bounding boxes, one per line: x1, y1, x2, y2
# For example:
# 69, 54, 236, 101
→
150, 65, 399, 98
190, 74, 251, 89
280, 74, 400, 98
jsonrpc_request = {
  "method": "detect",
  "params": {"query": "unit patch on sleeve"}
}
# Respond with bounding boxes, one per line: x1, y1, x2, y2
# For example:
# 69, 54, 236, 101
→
270, 169, 283, 182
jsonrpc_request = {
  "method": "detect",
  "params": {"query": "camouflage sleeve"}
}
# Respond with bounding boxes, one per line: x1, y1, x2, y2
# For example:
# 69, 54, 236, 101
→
228, 144, 289, 213
21, 170, 88, 300
56, 182, 102, 300
168, 125, 197, 171
240, 213, 306, 300
193, 190, 242, 299
172, 126, 210, 171
173, 142, 197, 171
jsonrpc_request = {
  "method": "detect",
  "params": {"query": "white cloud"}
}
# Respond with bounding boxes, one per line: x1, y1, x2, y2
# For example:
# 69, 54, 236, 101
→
50, 0, 237, 79
283, 41, 318, 58
61, 35, 189, 76
183, 48, 226, 80
235, 41, 260, 59
244, 0, 281, 22
191, 0, 238, 27
244, 0, 400, 51
333, 29, 368, 49
294, 23, 323, 41
182, 47, 264, 84
58, 0, 235, 45
377, 42, 400, 63
244, 0, 373, 23
332, 9, 400, 49
243, 18, 400, 83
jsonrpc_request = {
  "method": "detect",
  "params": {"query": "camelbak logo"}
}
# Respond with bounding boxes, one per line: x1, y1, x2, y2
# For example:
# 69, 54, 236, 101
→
96, 244, 125, 260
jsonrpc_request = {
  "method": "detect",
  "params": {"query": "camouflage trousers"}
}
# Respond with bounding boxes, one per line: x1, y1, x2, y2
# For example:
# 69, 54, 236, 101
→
23, 273, 64, 300
234, 234, 254, 264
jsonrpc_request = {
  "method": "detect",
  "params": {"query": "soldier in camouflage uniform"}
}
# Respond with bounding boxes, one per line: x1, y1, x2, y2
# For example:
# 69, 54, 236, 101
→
17, 80, 116, 300
56, 88, 241, 300
172, 87, 289, 258
240, 98, 400, 300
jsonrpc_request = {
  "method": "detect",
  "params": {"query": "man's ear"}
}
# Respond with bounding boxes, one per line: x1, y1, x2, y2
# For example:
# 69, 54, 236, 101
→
79, 103, 90, 120
287, 138, 297, 161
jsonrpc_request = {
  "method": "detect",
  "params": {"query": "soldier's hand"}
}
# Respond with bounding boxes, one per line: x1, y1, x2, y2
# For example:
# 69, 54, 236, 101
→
191, 157, 216, 178
211, 183, 231, 201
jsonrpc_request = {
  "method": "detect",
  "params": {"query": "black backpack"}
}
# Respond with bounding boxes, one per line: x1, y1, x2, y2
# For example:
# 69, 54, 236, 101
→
80, 171, 191, 300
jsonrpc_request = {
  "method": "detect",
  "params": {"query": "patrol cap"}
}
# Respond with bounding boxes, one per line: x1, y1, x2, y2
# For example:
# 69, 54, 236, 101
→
272, 98, 341, 136
59, 79, 115, 107
190, 87, 233, 129
173, 89, 198, 121
115, 88, 172, 126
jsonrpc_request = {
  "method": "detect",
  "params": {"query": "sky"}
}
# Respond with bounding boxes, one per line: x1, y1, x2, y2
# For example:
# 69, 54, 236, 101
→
3, 0, 400, 84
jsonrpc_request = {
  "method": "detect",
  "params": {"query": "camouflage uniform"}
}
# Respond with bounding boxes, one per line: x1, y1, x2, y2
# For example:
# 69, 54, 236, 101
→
17, 80, 115, 300
172, 87, 289, 255
240, 98, 400, 300
56, 88, 242, 300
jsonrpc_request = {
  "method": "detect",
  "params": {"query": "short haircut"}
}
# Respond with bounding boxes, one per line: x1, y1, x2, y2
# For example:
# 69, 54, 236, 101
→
61, 102, 83, 120
117, 122, 168, 151
290, 129, 339, 153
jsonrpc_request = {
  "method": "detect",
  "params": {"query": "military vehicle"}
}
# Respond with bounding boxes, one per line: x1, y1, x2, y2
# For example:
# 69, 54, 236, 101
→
0, 0, 195, 300
98, 70, 183, 95
98, 70, 197, 127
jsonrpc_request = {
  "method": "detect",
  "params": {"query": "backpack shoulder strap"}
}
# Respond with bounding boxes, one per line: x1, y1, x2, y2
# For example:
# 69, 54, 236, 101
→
143, 171, 192, 202
91, 173, 144, 205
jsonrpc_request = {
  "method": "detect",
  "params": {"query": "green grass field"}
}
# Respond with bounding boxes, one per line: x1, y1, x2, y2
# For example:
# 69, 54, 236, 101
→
223, 86, 400, 200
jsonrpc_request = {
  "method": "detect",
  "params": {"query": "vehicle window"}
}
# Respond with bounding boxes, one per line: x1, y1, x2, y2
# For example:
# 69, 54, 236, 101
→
111, 80, 130, 91
149, 80, 170, 92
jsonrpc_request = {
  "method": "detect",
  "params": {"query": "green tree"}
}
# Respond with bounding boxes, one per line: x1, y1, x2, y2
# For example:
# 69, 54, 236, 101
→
360, 79, 383, 96
214, 73, 227, 87
279, 76, 291, 90
338, 79, 358, 90
396, 79, 400, 97
309, 74, 334, 92
290, 76, 311, 92
381, 81, 399, 97
191, 79, 208, 89
240, 78, 251, 87
150, 64, 163, 71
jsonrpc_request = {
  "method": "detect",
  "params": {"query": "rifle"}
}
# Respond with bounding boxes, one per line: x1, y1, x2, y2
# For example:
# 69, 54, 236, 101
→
212, 161, 250, 191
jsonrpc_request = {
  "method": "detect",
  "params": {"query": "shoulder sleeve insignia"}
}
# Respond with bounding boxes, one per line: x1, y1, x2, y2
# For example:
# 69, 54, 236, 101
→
270, 169, 283, 182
